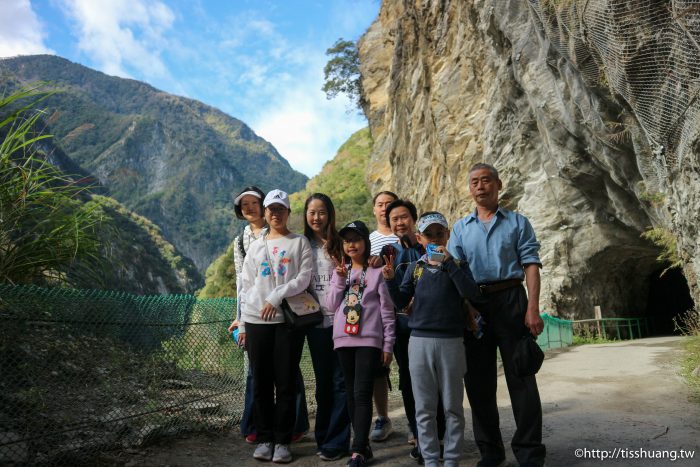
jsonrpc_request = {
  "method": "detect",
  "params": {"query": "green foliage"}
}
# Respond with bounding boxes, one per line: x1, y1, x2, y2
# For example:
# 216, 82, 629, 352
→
640, 227, 682, 275
322, 38, 364, 112
83, 195, 203, 294
639, 190, 666, 205
572, 335, 616, 345
289, 127, 374, 231
197, 242, 236, 298
681, 335, 700, 402
0, 84, 103, 286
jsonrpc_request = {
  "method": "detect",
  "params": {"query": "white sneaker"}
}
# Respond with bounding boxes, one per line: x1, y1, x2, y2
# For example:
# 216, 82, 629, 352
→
369, 416, 393, 441
272, 443, 292, 463
253, 442, 273, 461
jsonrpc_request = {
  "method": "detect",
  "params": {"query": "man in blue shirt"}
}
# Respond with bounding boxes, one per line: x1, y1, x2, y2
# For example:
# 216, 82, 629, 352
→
447, 163, 546, 467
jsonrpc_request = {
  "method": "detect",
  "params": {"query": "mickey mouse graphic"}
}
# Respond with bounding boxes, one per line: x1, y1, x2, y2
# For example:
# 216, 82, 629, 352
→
343, 292, 362, 335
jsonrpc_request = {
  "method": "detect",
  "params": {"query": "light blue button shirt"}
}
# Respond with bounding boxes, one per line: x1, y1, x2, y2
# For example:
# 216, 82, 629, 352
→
447, 207, 541, 284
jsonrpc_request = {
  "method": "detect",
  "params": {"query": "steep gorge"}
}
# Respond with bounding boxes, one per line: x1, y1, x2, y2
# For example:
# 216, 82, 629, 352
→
359, 0, 700, 321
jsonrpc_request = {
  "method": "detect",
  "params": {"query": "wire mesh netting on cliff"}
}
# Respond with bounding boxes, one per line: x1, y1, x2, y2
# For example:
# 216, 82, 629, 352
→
528, 0, 700, 188
0, 284, 401, 465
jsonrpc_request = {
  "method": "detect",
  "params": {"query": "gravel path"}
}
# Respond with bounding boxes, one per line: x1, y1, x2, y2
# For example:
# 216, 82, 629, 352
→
128, 336, 700, 466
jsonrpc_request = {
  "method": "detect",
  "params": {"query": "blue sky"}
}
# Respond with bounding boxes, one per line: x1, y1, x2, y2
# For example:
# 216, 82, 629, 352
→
0, 0, 380, 177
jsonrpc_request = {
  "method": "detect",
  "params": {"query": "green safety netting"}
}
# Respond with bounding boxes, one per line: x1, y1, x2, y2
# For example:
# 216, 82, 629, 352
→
537, 313, 574, 350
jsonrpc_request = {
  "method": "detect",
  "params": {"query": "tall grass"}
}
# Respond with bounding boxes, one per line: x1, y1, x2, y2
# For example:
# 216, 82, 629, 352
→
0, 83, 103, 286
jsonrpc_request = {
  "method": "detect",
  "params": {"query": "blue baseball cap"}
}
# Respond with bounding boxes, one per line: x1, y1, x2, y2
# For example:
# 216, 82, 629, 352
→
417, 212, 448, 233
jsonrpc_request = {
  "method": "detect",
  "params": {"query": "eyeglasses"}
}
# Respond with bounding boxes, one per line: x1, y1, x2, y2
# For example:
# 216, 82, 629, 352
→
266, 206, 288, 214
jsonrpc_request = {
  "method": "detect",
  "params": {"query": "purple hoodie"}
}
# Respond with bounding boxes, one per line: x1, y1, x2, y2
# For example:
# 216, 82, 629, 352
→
326, 266, 395, 353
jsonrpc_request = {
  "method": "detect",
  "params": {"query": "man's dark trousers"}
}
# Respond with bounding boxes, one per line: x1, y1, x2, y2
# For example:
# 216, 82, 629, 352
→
464, 286, 546, 466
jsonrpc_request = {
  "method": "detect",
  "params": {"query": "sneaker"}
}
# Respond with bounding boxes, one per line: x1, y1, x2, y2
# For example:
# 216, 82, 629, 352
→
245, 433, 258, 444
409, 445, 424, 464
291, 431, 306, 443
272, 443, 292, 463
253, 442, 273, 461
347, 454, 367, 467
369, 417, 393, 441
319, 449, 345, 461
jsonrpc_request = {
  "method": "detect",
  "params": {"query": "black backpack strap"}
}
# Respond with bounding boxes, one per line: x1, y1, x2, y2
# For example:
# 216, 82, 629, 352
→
238, 234, 246, 259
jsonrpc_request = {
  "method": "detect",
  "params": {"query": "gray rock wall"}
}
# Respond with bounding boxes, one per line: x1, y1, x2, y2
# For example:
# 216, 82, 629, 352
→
359, 0, 700, 318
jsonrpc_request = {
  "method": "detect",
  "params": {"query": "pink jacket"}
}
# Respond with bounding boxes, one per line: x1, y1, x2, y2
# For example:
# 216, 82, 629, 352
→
326, 266, 395, 353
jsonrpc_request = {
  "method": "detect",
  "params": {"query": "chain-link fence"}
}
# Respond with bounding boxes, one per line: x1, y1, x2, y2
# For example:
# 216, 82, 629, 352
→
0, 284, 404, 466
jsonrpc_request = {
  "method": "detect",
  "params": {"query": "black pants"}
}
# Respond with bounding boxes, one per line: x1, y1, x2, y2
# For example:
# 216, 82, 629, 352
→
246, 322, 305, 444
464, 286, 546, 466
306, 326, 351, 453
395, 314, 446, 440
337, 346, 381, 457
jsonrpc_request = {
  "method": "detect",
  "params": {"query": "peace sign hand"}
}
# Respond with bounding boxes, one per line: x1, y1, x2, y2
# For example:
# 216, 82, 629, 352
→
382, 254, 395, 280
332, 257, 347, 278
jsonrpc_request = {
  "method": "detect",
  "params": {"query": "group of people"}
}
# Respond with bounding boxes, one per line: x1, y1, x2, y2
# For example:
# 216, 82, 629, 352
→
227, 163, 547, 467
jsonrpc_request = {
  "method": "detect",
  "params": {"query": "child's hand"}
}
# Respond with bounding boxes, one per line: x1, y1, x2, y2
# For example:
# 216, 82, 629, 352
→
404, 298, 414, 315
382, 352, 393, 367
332, 257, 347, 278
436, 245, 451, 262
382, 254, 395, 280
227, 319, 239, 333
368, 255, 383, 268
260, 302, 277, 321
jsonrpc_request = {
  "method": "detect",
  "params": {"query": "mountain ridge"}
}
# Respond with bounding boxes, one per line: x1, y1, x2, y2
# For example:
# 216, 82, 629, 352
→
0, 54, 308, 270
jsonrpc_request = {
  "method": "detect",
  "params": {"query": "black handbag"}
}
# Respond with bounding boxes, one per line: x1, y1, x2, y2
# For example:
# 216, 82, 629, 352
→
512, 334, 544, 377
280, 292, 324, 330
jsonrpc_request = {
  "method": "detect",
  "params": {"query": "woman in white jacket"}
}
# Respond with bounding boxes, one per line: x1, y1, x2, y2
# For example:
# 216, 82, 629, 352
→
238, 189, 313, 464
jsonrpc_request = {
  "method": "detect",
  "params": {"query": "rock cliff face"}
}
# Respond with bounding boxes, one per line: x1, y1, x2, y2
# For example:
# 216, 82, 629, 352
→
359, 0, 700, 318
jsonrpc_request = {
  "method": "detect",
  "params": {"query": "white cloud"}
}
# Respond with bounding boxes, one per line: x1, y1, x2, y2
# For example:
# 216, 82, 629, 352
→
57, 0, 175, 80
250, 56, 366, 178
0, 0, 54, 57
197, 9, 369, 178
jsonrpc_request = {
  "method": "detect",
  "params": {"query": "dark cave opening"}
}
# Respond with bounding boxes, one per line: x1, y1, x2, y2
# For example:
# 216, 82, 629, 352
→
645, 267, 695, 335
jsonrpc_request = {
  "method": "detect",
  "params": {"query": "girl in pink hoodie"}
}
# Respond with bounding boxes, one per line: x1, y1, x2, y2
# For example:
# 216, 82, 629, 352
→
326, 220, 395, 466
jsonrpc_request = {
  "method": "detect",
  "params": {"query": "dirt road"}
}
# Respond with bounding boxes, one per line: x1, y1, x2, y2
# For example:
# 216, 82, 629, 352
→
130, 336, 700, 466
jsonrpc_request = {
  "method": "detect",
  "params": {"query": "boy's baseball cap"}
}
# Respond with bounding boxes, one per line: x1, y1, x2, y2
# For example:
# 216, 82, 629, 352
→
339, 220, 370, 239
417, 212, 448, 233
263, 189, 290, 209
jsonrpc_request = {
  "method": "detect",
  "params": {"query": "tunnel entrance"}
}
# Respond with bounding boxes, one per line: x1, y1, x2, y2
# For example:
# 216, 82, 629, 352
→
645, 267, 694, 335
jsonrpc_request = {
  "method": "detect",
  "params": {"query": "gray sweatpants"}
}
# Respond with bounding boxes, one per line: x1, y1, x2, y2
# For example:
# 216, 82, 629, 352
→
408, 336, 466, 467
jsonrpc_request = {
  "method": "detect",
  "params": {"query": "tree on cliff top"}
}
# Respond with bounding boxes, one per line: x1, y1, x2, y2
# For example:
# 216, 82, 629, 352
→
322, 38, 364, 113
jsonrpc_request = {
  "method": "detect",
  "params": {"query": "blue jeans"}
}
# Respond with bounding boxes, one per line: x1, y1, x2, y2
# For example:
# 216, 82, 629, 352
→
240, 350, 310, 437
306, 326, 351, 453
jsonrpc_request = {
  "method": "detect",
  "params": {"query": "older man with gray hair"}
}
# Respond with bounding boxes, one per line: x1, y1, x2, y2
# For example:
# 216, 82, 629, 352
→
447, 163, 546, 467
